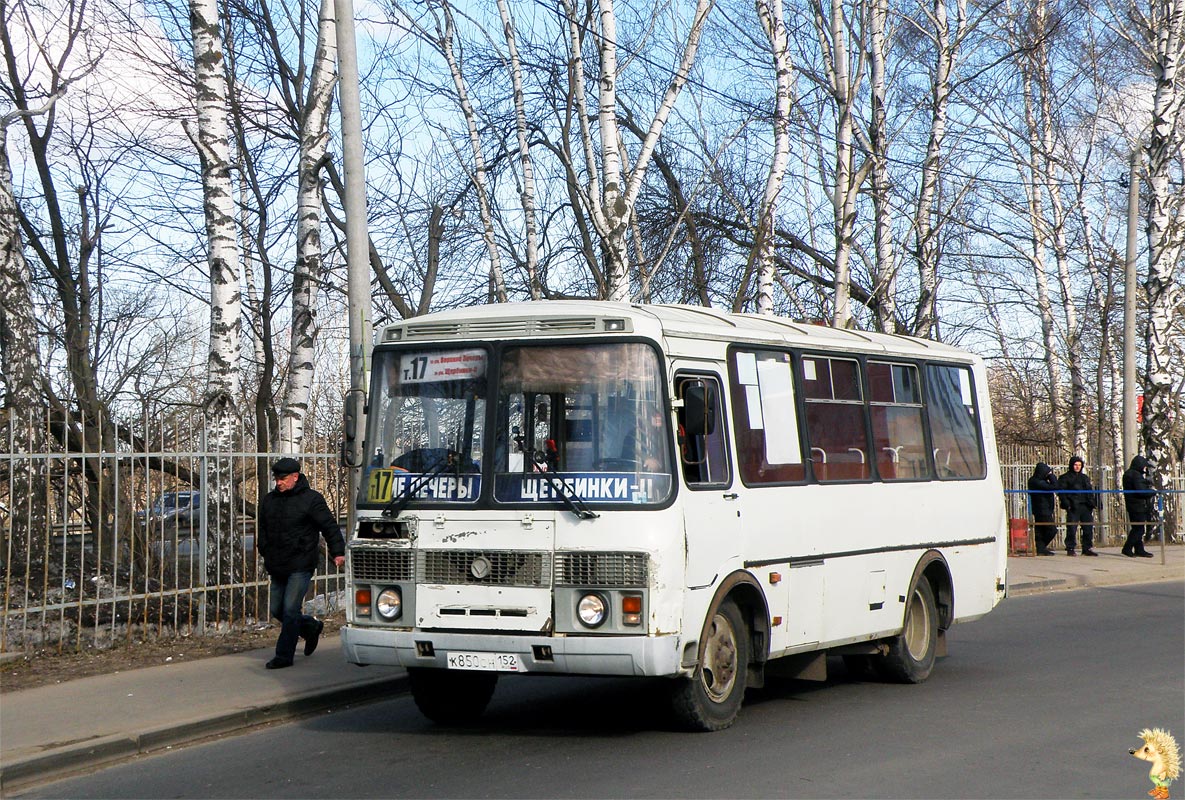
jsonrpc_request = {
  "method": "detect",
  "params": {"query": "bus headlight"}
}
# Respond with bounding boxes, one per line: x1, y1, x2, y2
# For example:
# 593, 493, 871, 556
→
376, 588, 402, 621
577, 593, 608, 628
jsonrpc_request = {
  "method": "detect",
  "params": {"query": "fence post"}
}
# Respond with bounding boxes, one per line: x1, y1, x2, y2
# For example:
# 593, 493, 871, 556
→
199, 423, 209, 634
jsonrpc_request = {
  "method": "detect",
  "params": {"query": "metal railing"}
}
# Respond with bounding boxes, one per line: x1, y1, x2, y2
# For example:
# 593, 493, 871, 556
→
2, 404, 1181, 654
1, 407, 349, 654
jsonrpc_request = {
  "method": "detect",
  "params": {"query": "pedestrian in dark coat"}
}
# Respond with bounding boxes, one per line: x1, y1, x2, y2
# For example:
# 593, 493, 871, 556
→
1027, 462, 1059, 555
1121, 455, 1157, 558
1057, 456, 1097, 556
258, 457, 346, 669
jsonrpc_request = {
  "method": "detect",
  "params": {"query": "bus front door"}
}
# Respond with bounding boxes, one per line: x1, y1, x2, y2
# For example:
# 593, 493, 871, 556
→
674, 370, 741, 590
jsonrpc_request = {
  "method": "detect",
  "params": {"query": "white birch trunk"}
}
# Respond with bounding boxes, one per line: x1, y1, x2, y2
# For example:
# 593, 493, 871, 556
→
1020, 56, 1066, 450
911, 0, 963, 340
279, 0, 337, 454
191, 0, 242, 414
1047, 183, 1087, 456
190, 0, 242, 582
596, 0, 629, 301
596, 0, 715, 302
812, 0, 865, 329
495, 0, 541, 299
1142, 0, 1185, 483
755, 0, 794, 317
866, 0, 897, 332
1075, 182, 1124, 467
437, 1, 508, 303
559, 0, 607, 292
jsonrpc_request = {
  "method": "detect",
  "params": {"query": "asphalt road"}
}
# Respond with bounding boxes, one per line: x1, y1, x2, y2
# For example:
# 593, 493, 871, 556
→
19, 580, 1184, 800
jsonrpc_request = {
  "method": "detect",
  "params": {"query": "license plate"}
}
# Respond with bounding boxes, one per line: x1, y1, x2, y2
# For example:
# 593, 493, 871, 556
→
446, 651, 522, 672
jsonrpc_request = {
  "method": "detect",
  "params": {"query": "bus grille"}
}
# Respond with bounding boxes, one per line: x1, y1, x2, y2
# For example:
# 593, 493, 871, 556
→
554, 552, 649, 587
419, 550, 549, 587
351, 547, 414, 582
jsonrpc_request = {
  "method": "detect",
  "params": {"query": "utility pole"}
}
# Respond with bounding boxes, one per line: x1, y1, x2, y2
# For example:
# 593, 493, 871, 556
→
1122, 147, 1139, 466
335, 0, 372, 526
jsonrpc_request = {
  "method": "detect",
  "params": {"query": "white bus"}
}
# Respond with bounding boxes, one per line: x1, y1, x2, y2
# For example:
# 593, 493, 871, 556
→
341, 301, 1007, 730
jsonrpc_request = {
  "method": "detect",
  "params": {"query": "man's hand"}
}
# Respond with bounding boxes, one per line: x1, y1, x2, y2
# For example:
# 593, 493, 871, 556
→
334, 555, 346, 567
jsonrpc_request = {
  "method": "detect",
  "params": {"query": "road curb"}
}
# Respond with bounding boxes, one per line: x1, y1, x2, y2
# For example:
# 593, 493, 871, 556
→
1008, 573, 1181, 598
0, 675, 409, 794
1008, 578, 1069, 596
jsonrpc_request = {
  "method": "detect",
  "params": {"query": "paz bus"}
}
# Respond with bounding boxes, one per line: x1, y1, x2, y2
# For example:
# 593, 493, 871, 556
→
339, 301, 1007, 730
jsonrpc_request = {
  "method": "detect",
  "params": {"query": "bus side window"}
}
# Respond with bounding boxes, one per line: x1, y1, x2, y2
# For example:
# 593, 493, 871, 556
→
676, 376, 730, 486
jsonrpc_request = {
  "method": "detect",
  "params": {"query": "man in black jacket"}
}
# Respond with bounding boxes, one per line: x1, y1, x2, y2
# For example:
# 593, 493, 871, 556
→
1121, 455, 1157, 558
1027, 462, 1059, 556
258, 457, 346, 669
1057, 456, 1097, 556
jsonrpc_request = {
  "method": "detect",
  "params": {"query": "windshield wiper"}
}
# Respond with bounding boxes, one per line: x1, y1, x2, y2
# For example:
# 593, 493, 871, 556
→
382, 452, 460, 519
529, 452, 599, 520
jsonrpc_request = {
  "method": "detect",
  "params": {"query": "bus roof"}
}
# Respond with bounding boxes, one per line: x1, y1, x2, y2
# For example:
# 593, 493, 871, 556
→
375, 301, 977, 361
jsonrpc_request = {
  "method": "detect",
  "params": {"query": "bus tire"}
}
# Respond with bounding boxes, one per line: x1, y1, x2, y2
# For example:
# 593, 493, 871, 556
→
670, 599, 748, 731
408, 667, 498, 724
877, 578, 938, 683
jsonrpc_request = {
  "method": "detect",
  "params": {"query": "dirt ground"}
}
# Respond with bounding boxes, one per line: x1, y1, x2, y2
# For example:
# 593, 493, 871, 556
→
0, 617, 344, 694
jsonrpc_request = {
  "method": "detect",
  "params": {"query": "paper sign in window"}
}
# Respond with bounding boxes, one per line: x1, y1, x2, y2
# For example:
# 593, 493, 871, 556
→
735, 351, 758, 385
757, 358, 802, 465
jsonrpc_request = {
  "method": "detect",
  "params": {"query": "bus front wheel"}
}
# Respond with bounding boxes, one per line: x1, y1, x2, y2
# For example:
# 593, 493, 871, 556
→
877, 578, 938, 683
670, 599, 749, 731
408, 667, 498, 724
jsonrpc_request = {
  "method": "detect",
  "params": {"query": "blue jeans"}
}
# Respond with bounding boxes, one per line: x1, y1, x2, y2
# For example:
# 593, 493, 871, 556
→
269, 571, 316, 661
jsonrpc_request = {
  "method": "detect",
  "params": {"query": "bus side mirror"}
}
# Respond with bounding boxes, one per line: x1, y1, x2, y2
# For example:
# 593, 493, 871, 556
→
342, 388, 366, 468
682, 384, 716, 437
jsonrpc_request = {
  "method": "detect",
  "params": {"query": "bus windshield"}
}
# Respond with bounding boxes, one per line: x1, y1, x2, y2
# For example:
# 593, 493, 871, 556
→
493, 342, 672, 506
360, 341, 673, 508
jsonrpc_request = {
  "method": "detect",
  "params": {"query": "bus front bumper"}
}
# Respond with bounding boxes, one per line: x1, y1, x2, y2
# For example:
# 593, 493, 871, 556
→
341, 625, 685, 678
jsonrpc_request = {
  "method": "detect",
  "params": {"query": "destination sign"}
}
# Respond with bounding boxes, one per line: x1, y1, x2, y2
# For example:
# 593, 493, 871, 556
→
399, 349, 486, 384
367, 468, 480, 503
494, 472, 671, 504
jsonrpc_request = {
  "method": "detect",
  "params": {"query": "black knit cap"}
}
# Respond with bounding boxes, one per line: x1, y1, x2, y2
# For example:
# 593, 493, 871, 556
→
271, 457, 301, 476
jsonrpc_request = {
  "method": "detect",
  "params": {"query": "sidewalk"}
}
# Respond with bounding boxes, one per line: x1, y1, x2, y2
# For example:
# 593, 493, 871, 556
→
2, 545, 1181, 793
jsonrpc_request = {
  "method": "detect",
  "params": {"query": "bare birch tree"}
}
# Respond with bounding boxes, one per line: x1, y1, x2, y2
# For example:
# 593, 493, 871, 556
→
577, 0, 715, 301
754, 0, 795, 316
189, 0, 243, 581
907, 0, 967, 339
1141, 0, 1185, 481
809, 0, 870, 328
864, 0, 898, 332
494, 0, 542, 299
279, 0, 338, 453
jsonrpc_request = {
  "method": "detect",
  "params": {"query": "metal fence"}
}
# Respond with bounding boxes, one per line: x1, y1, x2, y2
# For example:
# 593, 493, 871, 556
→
1, 405, 1180, 654
1, 407, 349, 654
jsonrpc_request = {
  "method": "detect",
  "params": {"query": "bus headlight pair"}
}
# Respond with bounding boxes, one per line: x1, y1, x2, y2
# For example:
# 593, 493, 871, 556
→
356, 587, 402, 621
576, 592, 643, 628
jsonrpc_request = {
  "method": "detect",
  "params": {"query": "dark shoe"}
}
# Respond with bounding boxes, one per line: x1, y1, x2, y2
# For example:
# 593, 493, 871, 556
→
1136, 551, 1155, 558
304, 619, 324, 656
1066, 550, 1077, 556
1082, 549, 1098, 556
265, 657, 294, 669
1122, 550, 1136, 558
1037, 548, 1056, 556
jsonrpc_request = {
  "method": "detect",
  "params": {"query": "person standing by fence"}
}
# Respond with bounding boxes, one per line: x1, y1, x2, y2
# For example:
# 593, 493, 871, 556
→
1027, 462, 1059, 556
1058, 456, 1097, 556
258, 457, 347, 669
1121, 455, 1157, 558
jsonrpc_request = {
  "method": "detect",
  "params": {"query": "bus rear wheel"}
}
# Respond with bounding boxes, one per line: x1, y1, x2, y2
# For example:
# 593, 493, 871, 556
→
877, 578, 938, 683
408, 668, 498, 724
670, 599, 748, 731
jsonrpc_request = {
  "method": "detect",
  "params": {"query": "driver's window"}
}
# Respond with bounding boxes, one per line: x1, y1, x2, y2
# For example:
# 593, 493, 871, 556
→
676, 375, 730, 487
